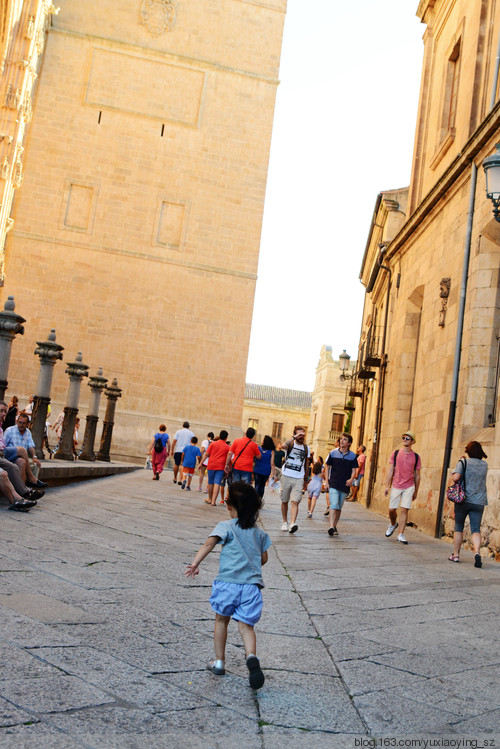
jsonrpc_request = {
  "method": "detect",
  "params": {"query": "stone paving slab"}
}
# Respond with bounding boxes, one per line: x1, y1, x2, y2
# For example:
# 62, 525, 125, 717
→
0, 470, 499, 747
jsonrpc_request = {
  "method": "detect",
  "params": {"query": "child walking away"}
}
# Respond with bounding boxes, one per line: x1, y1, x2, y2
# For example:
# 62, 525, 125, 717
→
185, 481, 271, 689
180, 436, 202, 490
307, 462, 323, 518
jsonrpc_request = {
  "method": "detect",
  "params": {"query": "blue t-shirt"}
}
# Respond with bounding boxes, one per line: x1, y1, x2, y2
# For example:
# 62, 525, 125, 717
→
154, 432, 169, 449
326, 448, 358, 492
210, 518, 271, 588
182, 444, 201, 468
253, 447, 273, 476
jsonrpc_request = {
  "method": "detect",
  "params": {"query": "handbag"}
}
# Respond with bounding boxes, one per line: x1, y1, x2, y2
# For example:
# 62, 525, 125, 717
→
446, 458, 466, 503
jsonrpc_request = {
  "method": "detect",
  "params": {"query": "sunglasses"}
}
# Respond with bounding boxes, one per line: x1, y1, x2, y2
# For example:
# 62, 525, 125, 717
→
402, 436, 412, 441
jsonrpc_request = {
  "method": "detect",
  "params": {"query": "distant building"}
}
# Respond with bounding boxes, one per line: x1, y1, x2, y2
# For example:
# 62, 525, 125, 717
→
242, 383, 311, 446
243, 346, 352, 462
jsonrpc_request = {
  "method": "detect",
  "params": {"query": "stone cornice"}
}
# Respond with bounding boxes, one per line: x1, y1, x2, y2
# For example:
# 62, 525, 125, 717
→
385, 98, 500, 264
51, 27, 280, 86
12, 231, 258, 281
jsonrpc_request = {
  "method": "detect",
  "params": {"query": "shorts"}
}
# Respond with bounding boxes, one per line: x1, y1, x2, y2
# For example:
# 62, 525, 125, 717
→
352, 475, 363, 487
454, 502, 485, 535
182, 466, 195, 475
210, 580, 263, 626
4, 446, 17, 462
207, 469, 224, 485
329, 488, 347, 510
231, 469, 253, 484
174, 452, 183, 466
280, 474, 303, 503
389, 486, 415, 510
308, 490, 320, 500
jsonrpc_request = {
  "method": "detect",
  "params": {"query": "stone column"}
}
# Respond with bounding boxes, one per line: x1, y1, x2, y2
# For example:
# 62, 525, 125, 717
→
79, 367, 108, 462
96, 378, 122, 462
30, 329, 64, 459
0, 296, 25, 400
57, 352, 89, 461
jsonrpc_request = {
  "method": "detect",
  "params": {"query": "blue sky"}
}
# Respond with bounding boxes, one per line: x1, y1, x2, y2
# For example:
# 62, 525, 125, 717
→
246, 1, 425, 391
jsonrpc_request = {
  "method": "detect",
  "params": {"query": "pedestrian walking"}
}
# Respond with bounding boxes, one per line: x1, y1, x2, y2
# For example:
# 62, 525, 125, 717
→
253, 435, 275, 499
185, 481, 270, 689
280, 425, 310, 534
307, 461, 323, 518
225, 428, 261, 484
180, 436, 202, 490
384, 430, 421, 545
171, 422, 195, 484
205, 430, 230, 506
198, 432, 214, 492
325, 433, 357, 536
447, 441, 488, 567
148, 425, 170, 480
348, 445, 366, 501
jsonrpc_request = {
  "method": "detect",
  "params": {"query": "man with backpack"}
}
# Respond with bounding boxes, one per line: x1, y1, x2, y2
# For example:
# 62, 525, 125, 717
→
280, 426, 310, 534
384, 430, 421, 545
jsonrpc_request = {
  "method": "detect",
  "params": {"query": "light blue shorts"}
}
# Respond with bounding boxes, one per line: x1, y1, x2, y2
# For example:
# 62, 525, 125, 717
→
4, 446, 17, 462
210, 580, 263, 626
207, 469, 224, 486
329, 488, 347, 510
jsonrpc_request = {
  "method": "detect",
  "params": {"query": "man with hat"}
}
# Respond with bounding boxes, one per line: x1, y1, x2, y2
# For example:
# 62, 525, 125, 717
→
384, 430, 421, 544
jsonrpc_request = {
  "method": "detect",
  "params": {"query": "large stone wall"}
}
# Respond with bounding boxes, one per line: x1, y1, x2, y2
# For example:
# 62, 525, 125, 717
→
2, 0, 286, 458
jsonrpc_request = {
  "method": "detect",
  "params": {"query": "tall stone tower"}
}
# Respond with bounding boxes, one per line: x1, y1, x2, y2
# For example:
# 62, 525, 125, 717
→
2, 0, 287, 457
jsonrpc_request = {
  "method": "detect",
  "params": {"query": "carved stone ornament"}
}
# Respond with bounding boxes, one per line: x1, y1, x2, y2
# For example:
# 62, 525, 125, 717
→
439, 277, 451, 327
4, 85, 22, 110
139, 0, 176, 37
13, 147, 24, 189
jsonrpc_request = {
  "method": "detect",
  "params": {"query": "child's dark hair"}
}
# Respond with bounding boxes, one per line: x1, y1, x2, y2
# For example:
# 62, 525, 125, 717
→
191, 436, 198, 444
226, 481, 262, 529
312, 461, 322, 475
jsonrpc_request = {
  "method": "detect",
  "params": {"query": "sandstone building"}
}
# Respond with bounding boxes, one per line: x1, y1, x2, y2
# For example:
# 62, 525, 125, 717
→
243, 346, 352, 461
0, 0, 287, 458
351, 0, 500, 549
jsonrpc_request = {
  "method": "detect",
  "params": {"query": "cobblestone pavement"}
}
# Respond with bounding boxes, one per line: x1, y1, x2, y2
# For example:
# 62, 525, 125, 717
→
0, 470, 499, 748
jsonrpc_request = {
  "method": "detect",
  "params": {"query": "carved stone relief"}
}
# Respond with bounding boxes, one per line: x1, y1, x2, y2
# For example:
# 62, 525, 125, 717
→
139, 0, 176, 37
4, 84, 22, 110
13, 147, 23, 189
438, 277, 451, 327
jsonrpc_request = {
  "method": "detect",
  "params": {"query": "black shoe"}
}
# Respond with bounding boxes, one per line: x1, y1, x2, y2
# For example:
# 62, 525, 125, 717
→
246, 656, 265, 689
474, 553, 482, 568
333, 527, 339, 536
328, 527, 334, 536
23, 489, 44, 500
26, 479, 48, 488
323, 509, 330, 516
9, 501, 30, 512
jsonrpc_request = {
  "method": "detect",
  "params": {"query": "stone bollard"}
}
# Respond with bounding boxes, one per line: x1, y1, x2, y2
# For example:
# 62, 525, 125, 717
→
79, 367, 108, 462
0, 296, 25, 400
57, 352, 89, 461
31, 329, 64, 459
96, 378, 122, 462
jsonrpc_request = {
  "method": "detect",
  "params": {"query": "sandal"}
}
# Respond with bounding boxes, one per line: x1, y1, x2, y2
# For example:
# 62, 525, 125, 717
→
8, 501, 31, 512
448, 554, 460, 562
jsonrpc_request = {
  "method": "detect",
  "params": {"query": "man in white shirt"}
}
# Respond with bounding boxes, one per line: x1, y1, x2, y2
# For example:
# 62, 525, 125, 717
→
280, 426, 310, 535
171, 421, 195, 484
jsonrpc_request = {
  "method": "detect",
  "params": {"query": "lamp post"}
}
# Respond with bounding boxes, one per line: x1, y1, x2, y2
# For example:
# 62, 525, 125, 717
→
339, 350, 354, 382
483, 143, 500, 221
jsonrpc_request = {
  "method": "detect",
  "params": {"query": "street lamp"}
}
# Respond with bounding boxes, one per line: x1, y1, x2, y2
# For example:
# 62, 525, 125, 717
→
339, 349, 353, 382
483, 143, 500, 222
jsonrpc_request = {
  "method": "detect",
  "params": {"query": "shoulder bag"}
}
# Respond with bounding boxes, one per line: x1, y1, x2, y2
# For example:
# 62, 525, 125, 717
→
446, 458, 466, 504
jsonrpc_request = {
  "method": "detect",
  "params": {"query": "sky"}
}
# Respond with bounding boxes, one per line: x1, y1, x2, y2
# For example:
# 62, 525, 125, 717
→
245, 0, 425, 392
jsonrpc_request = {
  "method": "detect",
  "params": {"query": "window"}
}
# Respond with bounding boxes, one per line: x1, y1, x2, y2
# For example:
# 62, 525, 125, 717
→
272, 422, 283, 440
331, 413, 344, 432
248, 419, 259, 431
443, 40, 461, 135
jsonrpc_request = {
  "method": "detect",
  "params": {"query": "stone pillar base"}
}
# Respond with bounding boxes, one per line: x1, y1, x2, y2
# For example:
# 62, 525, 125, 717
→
79, 414, 99, 461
